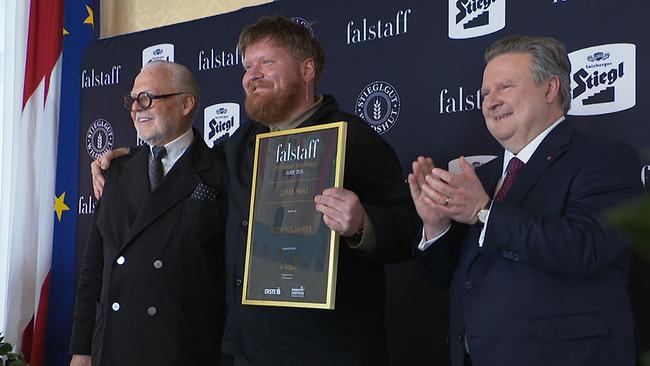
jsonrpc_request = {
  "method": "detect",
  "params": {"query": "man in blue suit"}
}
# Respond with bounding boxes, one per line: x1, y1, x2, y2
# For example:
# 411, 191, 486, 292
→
408, 35, 643, 366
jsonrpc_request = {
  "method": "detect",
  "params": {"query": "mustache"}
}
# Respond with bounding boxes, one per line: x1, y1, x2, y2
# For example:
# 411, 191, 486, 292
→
247, 79, 273, 93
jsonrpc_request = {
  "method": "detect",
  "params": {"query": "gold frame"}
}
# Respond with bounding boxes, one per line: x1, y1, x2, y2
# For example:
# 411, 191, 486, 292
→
242, 121, 347, 309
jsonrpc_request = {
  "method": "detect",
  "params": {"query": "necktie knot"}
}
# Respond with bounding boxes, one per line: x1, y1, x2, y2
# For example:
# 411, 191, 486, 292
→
152, 146, 167, 161
494, 157, 524, 202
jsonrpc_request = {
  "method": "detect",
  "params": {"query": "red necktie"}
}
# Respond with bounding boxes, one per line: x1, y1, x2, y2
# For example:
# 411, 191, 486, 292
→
494, 157, 524, 202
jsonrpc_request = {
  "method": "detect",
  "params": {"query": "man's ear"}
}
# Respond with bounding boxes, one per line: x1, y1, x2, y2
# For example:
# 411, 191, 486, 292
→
301, 58, 316, 84
545, 76, 561, 105
181, 94, 196, 116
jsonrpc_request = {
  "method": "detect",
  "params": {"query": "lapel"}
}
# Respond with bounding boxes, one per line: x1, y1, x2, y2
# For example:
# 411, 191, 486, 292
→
118, 147, 151, 217
501, 121, 574, 205
464, 121, 574, 268
121, 132, 209, 250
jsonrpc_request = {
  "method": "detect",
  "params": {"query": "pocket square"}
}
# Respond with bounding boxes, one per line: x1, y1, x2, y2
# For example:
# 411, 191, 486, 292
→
191, 182, 218, 203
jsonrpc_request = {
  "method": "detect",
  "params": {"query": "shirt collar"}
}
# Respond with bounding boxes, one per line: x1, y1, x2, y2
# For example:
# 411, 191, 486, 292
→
149, 127, 193, 174
270, 95, 324, 132
502, 116, 565, 175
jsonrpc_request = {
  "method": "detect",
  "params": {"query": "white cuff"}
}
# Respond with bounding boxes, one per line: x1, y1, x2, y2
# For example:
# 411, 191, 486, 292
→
418, 224, 451, 251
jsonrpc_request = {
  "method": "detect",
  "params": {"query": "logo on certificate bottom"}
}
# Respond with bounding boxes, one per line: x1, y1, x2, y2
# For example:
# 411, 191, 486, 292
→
291, 286, 305, 298
355, 81, 401, 135
264, 287, 282, 295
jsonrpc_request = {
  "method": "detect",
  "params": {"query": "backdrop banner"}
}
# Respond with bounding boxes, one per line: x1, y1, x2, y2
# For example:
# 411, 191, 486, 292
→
77, 1, 650, 364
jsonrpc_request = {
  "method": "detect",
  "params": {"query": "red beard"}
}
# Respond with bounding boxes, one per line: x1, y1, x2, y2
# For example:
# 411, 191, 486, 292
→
244, 80, 303, 125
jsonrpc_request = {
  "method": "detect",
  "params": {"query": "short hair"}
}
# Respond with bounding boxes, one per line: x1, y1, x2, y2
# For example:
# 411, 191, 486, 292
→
238, 16, 326, 85
484, 35, 572, 114
142, 60, 200, 117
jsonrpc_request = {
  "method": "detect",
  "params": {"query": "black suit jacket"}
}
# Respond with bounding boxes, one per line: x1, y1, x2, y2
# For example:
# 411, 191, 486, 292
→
70, 131, 228, 366
417, 121, 643, 366
219, 95, 418, 365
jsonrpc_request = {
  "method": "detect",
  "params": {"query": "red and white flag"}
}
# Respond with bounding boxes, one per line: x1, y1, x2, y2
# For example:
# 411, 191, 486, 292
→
4, 0, 63, 365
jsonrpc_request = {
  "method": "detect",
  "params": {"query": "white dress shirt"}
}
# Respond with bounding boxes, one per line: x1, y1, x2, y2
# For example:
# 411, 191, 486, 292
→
419, 116, 566, 251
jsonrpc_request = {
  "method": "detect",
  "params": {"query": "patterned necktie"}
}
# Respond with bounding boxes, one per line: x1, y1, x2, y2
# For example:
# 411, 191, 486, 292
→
494, 157, 524, 202
149, 146, 167, 191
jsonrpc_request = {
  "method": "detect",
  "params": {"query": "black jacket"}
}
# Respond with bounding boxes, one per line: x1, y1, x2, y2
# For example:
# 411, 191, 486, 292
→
220, 95, 418, 365
70, 131, 227, 366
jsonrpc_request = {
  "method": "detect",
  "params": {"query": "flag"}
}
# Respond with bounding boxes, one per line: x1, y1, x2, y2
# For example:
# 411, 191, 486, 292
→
45, 1, 99, 364
4, 0, 63, 365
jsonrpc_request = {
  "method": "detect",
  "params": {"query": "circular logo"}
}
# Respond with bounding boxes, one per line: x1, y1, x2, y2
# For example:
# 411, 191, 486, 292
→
85, 119, 115, 159
642, 165, 650, 190
291, 17, 314, 35
355, 81, 401, 135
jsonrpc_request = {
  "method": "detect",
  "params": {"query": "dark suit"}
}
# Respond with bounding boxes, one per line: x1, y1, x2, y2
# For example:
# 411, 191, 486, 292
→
219, 95, 418, 365
417, 120, 643, 366
70, 131, 227, 366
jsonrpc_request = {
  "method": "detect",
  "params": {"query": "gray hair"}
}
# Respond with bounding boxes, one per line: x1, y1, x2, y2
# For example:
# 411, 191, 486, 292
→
142, 60, 200, 117
484, 35, 571, 114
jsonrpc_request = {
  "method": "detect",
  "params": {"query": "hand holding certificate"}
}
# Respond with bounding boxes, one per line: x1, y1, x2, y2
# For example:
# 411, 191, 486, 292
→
242, 122, 347, 309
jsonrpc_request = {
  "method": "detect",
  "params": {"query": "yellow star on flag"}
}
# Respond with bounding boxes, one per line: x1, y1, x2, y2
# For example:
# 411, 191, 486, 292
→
54, 192, 71, 221
63, 27, 70, 35
84, 4, 94, 29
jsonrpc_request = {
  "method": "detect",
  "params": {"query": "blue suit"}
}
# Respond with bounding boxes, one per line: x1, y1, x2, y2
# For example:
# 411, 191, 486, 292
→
417, 121, 642, 366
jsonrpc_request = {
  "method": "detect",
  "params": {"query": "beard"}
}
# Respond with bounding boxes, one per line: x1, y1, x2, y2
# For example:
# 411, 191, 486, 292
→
244, 80, 303, 125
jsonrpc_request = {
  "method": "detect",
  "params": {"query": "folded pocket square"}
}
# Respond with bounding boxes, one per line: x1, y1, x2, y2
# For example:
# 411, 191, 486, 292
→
191, 182, 218, 202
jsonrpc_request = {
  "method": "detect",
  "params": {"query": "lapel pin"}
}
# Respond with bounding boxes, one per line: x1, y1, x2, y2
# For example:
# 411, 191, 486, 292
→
547, 155, 552, 160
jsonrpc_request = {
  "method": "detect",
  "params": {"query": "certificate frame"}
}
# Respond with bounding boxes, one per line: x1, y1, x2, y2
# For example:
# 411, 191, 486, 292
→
242, 121, 347, 309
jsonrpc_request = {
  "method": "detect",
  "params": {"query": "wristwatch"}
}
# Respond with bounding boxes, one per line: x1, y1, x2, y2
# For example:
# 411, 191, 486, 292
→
476, 200, 492, 226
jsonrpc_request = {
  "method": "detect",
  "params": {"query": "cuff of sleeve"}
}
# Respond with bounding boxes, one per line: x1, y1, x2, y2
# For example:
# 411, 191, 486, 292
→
346, 211, 376, 253
418, 224, 451, 251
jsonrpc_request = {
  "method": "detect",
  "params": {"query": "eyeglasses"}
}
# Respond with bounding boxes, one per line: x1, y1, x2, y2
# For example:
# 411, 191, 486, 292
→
122, 91, 185, 111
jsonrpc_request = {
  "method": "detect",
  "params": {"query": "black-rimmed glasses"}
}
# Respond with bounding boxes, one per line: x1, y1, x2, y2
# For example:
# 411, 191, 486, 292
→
122, 91, 185, 111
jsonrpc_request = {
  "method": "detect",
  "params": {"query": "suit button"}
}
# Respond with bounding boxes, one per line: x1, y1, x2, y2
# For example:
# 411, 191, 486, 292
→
513, 253, 520, 261
464, 281, 473, 290
116, 256, 125, 265
241, 220, 248, 227
236, 278, 242, 286
147, 306, 157, 316
112, 302, 120, 311
153, 260, 163, 269
502, 250, 510, 258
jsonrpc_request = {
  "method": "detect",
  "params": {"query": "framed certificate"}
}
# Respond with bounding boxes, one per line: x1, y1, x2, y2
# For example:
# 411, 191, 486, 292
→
242, 122, 347, 309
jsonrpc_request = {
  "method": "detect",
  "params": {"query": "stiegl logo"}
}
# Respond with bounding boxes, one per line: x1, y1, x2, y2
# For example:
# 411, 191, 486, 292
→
355, 81, 401, 135
142, 44, 175, 66
448, 0, 505, 39
203, 103, 240, 148
85, 119, 115, 159
568, 43, 636, 116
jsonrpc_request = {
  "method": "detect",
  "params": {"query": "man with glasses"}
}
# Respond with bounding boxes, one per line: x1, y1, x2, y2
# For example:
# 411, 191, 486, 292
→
91, 17, 418, 366
69, 60, 227, 366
